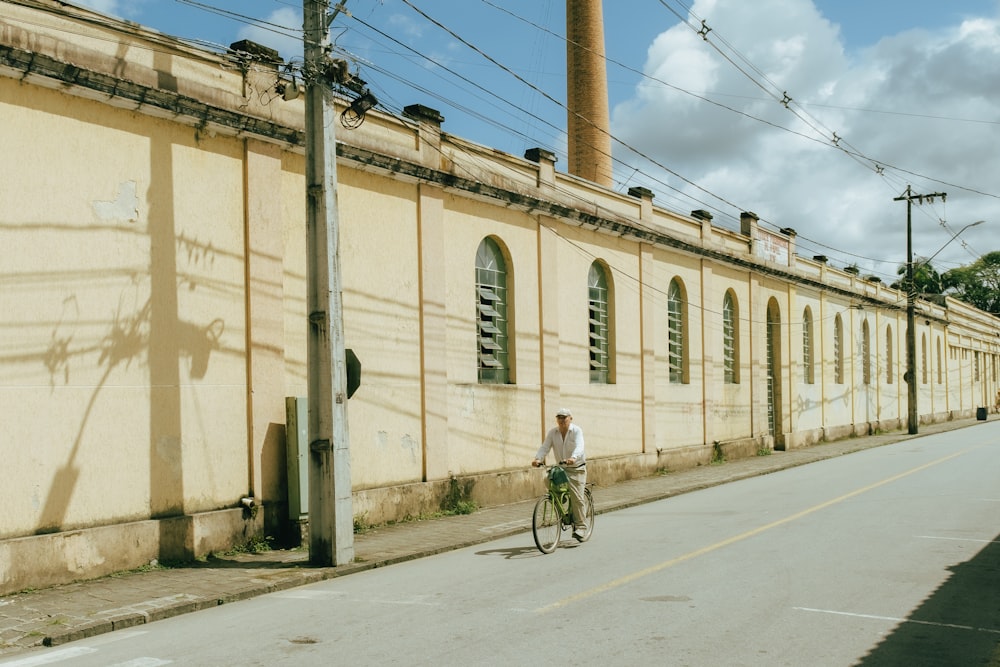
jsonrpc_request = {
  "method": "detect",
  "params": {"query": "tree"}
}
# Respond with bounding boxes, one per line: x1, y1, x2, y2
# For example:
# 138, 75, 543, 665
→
892, 257, 944, 296
941, 251, 1000, 315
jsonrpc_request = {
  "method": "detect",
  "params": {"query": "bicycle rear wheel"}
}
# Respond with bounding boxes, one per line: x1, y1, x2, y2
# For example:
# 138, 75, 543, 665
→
577, 487, 595, 542
532, 495, 561, 554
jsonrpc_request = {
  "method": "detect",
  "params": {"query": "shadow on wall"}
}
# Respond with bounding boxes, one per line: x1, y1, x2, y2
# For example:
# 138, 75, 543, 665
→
34, 280, 227, 534
855, 530, 1000, 665
29, 124, 228, 537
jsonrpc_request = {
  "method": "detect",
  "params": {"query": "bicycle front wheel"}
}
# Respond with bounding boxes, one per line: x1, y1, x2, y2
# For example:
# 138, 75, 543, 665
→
532, 495, 561, 554
577, 487, 595, 542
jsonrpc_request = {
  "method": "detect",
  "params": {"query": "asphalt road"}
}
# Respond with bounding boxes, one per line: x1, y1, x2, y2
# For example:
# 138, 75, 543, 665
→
4, 423, 999, 666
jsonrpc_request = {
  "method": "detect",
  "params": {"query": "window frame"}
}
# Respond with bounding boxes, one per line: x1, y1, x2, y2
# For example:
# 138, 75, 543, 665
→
921, 333, 928, 385
722, 290, 739, 384
937, 338, 944, 385
834, 314, 844, 385
886, 325, 894, 384
588, 261, 612, 384
476, 237, 511, 384
667, 278, 688, 384
862, 320, 871, 385
802, 307, 814, 385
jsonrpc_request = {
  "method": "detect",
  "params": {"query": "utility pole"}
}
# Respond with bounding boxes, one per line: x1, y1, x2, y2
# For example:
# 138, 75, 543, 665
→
304, 0, 353, 566
894, 185, 946, 435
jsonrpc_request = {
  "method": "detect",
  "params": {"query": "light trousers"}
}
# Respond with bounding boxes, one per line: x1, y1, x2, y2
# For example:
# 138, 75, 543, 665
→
565, 466, 587, 530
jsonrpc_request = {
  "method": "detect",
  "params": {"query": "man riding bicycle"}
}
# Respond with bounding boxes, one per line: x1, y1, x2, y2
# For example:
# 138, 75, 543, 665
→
532, 407, 588, 541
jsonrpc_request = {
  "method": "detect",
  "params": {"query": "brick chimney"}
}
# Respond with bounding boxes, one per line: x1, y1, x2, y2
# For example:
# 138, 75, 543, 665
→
566, 0, 613, 187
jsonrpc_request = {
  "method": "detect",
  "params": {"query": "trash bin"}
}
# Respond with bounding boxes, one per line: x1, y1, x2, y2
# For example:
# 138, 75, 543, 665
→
976, 406, 988, 421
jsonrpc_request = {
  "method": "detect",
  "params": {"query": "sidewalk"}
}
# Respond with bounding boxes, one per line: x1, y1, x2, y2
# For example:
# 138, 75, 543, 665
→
0, 417, 987, 658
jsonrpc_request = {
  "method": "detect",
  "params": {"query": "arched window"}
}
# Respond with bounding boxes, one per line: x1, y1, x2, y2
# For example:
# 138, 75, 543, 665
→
921, 333, 928, 384
936, 337, 943, 384
722, 290, 739, 384
834, 314, 844, 384
802, 307, 814, 385
588, 261, 613, 384
476, 237, 511, 384
668, 278, 688, 384
886, 325, 894, 384
862, 320, 871, 385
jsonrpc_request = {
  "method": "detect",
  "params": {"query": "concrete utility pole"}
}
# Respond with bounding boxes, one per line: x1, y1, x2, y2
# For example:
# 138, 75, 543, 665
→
894, 185, 946, 435
304, 0, 353, 566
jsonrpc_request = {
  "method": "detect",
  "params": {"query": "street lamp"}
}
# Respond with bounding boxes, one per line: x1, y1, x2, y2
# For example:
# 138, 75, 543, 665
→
920, 220, 985, 267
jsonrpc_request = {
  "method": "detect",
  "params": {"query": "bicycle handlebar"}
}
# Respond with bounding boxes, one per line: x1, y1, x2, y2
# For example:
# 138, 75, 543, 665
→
532, 460, 573, 468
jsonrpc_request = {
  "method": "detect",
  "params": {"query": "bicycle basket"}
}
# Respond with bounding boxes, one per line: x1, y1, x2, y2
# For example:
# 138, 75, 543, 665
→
547, 465, 569, 494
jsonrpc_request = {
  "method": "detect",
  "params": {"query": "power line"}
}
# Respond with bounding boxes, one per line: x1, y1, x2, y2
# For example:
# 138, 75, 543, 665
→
468, 0, 994, 273
46, 0, 995, 273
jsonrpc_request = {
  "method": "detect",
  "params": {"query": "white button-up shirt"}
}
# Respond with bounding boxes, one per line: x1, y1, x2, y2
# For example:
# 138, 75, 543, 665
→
535, 423, 585, 467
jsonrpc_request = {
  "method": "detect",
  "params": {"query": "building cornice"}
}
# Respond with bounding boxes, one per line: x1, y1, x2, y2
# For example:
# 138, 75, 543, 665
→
0, 43, 304, 147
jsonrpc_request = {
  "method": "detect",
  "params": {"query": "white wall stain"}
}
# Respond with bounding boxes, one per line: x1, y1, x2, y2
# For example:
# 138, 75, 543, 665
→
93, 180, 139, 223
65, 532, 106, 573
400, 434, 418, 463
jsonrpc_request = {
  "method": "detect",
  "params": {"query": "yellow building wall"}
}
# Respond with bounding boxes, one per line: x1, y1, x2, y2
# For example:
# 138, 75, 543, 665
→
706, 264, 754, 443
244, 140, 288, 509
0, 78, 249, 537
280, 150, 308, 400
552, 227, 644, 459
339, 170, 425, 487
793, 290, 826, 432
443, 195, 542, 475
651, 250, 706, 448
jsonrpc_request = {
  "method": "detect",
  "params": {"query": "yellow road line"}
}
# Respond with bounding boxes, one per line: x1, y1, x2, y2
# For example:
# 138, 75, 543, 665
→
538, 450, 966, 614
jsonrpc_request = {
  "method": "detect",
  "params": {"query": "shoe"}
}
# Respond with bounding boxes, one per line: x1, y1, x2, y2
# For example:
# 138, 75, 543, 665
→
572, 530, 585, 541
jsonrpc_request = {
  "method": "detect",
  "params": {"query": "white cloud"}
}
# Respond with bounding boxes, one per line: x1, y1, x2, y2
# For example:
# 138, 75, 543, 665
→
612, 0, 1000, 276
387, 12, 425, 40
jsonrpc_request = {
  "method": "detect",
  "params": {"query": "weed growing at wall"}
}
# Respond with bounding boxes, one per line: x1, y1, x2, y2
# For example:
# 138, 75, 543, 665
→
442, 476, 478, 515
353, 513, 373, 534
711, 441, 726, 465
224, 534, 273, 555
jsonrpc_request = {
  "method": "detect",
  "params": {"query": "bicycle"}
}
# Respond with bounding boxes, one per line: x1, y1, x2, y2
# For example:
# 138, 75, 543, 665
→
531, 464, 595, 554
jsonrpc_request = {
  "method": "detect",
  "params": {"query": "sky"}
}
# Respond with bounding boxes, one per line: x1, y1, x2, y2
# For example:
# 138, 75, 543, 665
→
70, 0, 1000, 282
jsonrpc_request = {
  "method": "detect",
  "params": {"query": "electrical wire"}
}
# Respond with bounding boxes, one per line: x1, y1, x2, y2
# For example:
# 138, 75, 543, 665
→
651, 0, 998, 256
174, 0, 303, 45
133, 0, 997, 274
343, 9, 740, 232
470, 0, 991, 274
21, 0, 992, 277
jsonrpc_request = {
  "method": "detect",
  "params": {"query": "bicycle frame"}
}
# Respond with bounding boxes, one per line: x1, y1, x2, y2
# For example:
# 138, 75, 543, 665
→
548, 485, 572, 525
548, 478, 594, 526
